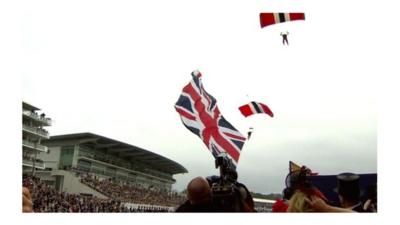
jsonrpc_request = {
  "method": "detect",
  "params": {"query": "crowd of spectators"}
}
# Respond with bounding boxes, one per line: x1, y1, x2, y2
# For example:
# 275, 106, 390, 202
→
174, 164, 377, 213
23, 109, 51, 123
79, 173, 185, 207
271, 166, 377, 213
22, 166, 377, 213
22, 173, 185, 212
23, 175, 123, 212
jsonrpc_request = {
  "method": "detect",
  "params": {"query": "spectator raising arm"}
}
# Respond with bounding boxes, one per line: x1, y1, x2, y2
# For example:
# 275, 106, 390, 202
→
305, 196, 354, 213
23, 187, 33, 213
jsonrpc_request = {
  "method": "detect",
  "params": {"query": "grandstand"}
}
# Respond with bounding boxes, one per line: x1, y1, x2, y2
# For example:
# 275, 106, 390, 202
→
31, 132, 187, 209
22, 102, 52, 174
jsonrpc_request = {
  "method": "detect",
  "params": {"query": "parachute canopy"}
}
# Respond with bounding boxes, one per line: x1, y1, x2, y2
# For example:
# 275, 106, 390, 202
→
260, 13, 305, 28
239, 101, 274, 118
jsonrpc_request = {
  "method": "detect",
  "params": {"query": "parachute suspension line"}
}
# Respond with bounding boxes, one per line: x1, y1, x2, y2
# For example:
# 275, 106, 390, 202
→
244, 94, 252, 140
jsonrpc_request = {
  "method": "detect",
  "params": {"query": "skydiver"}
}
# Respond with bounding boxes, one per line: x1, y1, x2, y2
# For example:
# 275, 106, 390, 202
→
247, 127, 254, 140
280, 31, 289, 45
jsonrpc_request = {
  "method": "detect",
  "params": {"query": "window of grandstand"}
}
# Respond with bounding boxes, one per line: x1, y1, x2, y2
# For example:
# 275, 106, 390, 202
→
59, 146, 74, 169
77, 159, 91, 172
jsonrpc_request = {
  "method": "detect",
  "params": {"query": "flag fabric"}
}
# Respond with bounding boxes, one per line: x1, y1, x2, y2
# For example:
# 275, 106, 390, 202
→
174, 70, 246, 164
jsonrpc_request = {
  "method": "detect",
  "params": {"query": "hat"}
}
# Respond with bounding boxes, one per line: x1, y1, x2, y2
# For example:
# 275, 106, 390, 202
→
283, 167, 312, 200
285, 166, 312, 189
336, 172, 360, 200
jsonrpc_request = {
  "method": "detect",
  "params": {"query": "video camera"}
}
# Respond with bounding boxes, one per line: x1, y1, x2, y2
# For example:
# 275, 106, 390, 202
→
210, 153, 246, 212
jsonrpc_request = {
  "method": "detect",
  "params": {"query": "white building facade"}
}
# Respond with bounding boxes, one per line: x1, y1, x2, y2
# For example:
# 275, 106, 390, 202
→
22, 102, 52, 174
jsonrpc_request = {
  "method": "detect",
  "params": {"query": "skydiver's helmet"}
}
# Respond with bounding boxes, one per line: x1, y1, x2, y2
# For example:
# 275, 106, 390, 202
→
283, 166, 312, 200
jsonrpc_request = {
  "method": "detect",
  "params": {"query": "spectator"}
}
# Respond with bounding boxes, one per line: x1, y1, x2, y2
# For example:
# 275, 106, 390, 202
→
187, 177, 212, 204
283, 166, 329, 212
78, 172, 185, 208
272, 199, 288, 212
22, 187, 33, 213
206, 172, 256, 212
176, 177, 216, 212
288, 190, 314, 212
336, 173, 366, 212
305, 195, 353, 212
363, 184, 377, 212
22, 175, 124, 212
306, 172, 368, 213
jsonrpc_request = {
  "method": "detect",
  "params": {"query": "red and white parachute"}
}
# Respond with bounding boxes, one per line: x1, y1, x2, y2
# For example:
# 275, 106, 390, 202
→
239, 101, 274, 118
260, 12, 305, 28
239, 101, 273, 140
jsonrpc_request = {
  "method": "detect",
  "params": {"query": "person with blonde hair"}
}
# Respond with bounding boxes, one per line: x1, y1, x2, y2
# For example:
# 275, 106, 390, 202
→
287, 190, 314, 212
284, 166, 329, 212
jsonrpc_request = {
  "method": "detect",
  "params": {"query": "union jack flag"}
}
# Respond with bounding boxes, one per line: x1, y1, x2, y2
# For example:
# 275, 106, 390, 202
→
174, 70, 246, 165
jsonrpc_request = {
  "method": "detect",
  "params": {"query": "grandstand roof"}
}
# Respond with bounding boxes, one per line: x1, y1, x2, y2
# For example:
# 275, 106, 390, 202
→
23, 101, 40, 111
44, 132, 188, 174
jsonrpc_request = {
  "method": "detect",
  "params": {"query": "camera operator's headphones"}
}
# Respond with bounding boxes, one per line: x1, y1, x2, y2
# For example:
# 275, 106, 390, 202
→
283, 166, 312, 200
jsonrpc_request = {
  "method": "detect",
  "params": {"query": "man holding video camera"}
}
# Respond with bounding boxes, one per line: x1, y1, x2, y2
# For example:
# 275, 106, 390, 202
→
175, 176, 217, 212
176, 154, 255, 212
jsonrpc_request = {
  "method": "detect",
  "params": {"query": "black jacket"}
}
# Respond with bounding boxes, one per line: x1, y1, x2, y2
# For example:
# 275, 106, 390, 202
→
175, 200, 218, 212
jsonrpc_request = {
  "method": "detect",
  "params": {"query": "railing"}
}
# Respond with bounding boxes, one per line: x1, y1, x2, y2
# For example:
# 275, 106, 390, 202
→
22, 158, 45, 169
22, 140, 48, 152
78, 151, 173, 180
77, 156, 174, 183
23, 111, 52, 125
144, 169, 172, 180
22, 124, 50, 139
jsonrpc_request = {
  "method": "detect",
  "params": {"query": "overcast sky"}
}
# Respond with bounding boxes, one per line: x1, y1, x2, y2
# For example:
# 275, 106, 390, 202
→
21, 0, 382, 194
